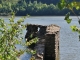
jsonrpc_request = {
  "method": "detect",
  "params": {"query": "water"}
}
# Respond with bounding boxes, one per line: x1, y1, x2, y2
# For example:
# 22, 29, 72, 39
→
2, 16, 80, 60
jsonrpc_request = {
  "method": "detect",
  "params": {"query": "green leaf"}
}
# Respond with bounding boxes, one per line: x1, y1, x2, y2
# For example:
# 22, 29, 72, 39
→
76, 6, 79, 10
70, 25, 77, 32
66, 19, 72, 24
30, 34, 33, 38
57, 0, 67, 10
78, 30, 80, 34
58, 3, 63, 10
71, 2, 74, 7
64, 12, 70, 20
64, 12, 72, 24
61, 0, 65, 2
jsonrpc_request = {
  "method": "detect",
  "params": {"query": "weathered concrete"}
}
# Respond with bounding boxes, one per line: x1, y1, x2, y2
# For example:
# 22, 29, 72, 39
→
44, 24, 60, 60
25, 24, 60, 60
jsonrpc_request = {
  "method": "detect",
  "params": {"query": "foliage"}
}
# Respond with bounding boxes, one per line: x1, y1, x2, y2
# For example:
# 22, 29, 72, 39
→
64, 12, 72, 24
0, 14, 26, 60
30, 56, 35, 60
58, 0, 80, 40
26, 37, 38, 46
0, 14, 38, 60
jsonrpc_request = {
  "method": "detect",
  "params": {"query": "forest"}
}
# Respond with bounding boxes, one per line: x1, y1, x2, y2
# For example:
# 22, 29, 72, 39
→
0, 0, 79, 16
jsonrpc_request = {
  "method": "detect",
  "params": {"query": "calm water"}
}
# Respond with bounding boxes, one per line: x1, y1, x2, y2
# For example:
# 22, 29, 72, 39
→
2, 16, 80, 60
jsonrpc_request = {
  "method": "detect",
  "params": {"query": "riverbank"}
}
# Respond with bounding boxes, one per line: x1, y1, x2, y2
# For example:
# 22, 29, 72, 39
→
0, 0, 79, 16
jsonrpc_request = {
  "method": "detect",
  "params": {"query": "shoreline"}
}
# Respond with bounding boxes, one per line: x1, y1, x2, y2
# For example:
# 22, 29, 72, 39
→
0, 15, 80, 17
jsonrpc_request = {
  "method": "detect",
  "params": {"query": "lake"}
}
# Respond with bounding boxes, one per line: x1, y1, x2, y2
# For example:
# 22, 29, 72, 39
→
1, 16, 80, 60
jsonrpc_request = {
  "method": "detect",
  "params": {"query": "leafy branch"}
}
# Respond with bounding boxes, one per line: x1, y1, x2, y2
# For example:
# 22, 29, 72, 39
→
58, 0, 80, 40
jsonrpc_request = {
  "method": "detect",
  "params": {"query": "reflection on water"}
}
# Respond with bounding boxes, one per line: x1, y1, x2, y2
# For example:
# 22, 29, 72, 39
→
2, 16, 80, 60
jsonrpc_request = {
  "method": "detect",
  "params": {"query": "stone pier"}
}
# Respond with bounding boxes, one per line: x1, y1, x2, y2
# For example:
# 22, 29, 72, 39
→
25, 24, 60, 60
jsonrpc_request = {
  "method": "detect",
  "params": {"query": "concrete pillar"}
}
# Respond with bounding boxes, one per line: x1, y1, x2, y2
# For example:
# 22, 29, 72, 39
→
44, 34, 55, 60
44, 24, 60, 60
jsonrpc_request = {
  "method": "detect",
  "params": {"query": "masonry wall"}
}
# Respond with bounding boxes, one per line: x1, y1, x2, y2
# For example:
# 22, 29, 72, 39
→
25, 24, 60, 60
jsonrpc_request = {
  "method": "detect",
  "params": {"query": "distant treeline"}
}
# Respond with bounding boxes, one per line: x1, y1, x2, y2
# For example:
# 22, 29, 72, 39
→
25, 0, 60, 5
0, 0, 79, 16
25, 0, 80, 5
